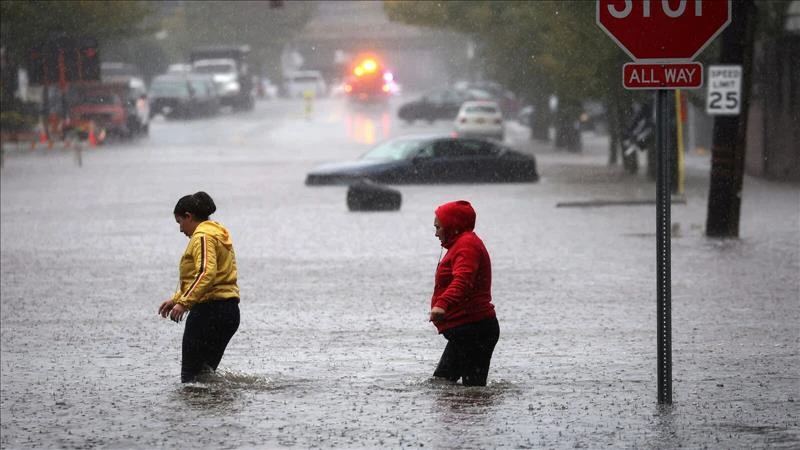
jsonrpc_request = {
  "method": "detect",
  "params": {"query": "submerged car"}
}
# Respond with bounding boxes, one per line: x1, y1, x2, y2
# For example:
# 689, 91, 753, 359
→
305, 134, 538, 185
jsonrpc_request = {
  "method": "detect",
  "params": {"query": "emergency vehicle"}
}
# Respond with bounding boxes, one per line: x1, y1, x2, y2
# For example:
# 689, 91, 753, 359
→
343, 56, 395, 102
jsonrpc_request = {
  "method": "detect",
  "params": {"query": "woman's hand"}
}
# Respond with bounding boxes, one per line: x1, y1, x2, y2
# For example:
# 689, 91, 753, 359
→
169, 303, 187, 323
429, 306, 446, 323
158, 299, 175, 318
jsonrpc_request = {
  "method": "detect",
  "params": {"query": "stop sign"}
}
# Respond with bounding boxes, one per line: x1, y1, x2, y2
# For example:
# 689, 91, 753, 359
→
597, 0, 731, 61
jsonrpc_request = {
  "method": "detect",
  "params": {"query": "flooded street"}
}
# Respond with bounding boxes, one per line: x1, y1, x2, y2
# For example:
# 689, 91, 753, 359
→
2, 96, 798, 449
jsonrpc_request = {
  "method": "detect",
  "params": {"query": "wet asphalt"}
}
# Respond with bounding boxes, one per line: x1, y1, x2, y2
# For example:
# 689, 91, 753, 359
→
1, 96, 798, 448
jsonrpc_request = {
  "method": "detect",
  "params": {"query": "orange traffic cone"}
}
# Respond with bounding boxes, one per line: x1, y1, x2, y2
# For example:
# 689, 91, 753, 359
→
88, 122, 98, 148
37, 121, 49, 149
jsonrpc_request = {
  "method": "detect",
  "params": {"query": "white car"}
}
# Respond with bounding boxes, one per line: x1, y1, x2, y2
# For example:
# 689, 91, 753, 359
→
284, 71, 327, 98
454, 100, 505, 141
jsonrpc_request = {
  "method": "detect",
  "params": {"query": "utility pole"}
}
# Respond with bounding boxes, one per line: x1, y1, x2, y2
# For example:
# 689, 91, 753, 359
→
705, 0, 757, 238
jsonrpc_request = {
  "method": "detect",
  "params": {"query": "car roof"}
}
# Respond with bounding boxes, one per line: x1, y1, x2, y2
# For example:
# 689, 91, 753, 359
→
460, 100, 501, 108
385, 133, 505, 146
388, 132, 450, 142
152, 74, 190, 82
193, 58, 236, 65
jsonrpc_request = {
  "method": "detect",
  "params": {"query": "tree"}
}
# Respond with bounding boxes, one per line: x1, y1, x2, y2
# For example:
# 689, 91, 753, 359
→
0, 1, 153, 119
158, 1, 316, 79
0, 1, 154, 65
384, 1, 637, 156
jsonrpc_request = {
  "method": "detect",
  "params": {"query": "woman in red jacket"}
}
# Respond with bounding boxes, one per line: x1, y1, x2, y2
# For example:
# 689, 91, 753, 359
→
429, 200, 500, 386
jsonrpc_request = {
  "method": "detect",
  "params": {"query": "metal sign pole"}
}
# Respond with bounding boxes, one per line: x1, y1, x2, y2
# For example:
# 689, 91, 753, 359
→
655, 89, 673, 404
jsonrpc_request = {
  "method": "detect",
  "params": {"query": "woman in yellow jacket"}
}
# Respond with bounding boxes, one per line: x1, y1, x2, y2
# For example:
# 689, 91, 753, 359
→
158, 191, 240, 383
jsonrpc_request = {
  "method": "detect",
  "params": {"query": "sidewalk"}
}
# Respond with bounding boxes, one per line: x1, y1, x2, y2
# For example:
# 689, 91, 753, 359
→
509, 124, 713, 197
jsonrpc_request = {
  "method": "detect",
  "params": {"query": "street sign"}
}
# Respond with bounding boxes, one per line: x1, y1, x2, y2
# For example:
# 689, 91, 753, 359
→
623, 62, 703, 89
27, 36, 100, 86
595, 0, 735, 406
706, 65, 742, 115
597, 0, 731, 61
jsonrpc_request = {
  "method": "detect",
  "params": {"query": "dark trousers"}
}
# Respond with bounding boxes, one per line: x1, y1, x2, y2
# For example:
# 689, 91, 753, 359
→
181, 299, 240, 383
433, 316, 500, 386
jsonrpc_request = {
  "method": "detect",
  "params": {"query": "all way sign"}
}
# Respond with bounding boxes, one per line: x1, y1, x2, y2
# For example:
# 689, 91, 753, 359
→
623, 62, 703, 90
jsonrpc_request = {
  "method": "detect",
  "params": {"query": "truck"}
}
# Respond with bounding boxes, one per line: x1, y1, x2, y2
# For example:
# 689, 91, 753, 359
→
68, 79, 149, 139
189, 44, 255, 111
343, 55, 394, 103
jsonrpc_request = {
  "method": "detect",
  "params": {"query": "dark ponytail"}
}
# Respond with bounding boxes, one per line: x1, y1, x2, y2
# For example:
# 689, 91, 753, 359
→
174, 191, 217, 221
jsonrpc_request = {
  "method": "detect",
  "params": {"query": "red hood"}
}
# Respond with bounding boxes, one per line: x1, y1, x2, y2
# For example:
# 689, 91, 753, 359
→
435, 200, 476, 248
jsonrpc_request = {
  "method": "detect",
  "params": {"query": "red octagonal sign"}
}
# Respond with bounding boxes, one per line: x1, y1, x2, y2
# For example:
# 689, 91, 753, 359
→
597, 0, 731, 61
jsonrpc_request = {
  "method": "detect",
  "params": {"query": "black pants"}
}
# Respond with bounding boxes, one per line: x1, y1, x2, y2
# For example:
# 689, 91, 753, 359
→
433, 316, 500, 386
181, 299, 240, 383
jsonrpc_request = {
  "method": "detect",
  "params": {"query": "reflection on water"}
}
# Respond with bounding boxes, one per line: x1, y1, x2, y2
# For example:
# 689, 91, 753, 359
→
648, 404, 682, 449
345, 109, 392, 145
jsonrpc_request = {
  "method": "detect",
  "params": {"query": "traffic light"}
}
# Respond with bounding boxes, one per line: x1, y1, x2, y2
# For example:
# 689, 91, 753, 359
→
77, 38, 100, 81
26, 37, 100, 86
27, 48, 46, 85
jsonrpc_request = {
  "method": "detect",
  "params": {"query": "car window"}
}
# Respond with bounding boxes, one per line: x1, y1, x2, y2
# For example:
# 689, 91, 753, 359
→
464, 105, 499, 114
441, 90, 463, 103
193, 64, 235, 74
361, 139, 423, 160
476, 140, 503, 156
425, 91, 445, 103
151, 81, 189, 97
292, 76, 321, 83
416, 142, 435, 158
189, 80, 207, 98
81, 92, 120, 105
431, 139, 485, 158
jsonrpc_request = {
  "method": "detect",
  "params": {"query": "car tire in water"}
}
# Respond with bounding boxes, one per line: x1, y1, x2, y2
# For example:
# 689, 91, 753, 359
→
346, 180, 401, 212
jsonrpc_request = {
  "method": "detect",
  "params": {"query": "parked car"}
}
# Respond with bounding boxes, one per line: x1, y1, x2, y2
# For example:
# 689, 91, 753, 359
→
257, 76, 279, 99
397, 88, 491, 124
305, 134, 538, 185
456, 80, 521, 117
101, 62, 144, 82
454, 100, 505, 141
166, 63, 193, 74
284, 71, 327, 98
68, 79, 149, 138
580, 100, 608, 133
516, 105, 534, 126
149, 73, 219, 118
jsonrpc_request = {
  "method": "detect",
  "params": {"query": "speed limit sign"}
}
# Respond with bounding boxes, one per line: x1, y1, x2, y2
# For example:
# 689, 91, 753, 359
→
706, 65, 742, 115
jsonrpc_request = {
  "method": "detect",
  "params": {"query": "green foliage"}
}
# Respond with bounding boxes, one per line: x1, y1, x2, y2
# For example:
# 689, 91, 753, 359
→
384, 1, 630, 105
385, 0, 786, 107
0, 0, 154, 64
0, 110, 37, 133
157, 1, 316, 77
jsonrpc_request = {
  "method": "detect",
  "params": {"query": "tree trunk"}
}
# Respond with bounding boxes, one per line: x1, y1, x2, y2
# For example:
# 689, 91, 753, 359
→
529, 95, 550, 141
554, 100, 582, 152
706, 0, 757, 238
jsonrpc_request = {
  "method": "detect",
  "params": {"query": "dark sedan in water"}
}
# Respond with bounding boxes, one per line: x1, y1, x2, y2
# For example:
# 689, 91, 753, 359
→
305, 135, 538, 185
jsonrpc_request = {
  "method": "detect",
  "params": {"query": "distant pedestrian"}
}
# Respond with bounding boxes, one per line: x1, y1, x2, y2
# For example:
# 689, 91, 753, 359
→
158, 191, 240, 383
429, 200, 499, 386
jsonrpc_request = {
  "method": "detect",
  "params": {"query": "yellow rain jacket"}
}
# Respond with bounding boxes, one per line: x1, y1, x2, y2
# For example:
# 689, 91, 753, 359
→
172, 220, 239, 309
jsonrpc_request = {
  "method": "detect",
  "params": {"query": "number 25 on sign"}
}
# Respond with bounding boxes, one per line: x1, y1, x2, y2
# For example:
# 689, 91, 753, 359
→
706, 65, 742, 115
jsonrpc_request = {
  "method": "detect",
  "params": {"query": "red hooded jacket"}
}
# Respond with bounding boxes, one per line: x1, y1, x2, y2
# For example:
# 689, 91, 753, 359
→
431, 201, 495, 333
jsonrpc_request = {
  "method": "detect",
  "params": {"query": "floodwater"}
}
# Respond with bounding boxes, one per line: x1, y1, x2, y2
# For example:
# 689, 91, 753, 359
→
1, 97, 798, 448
